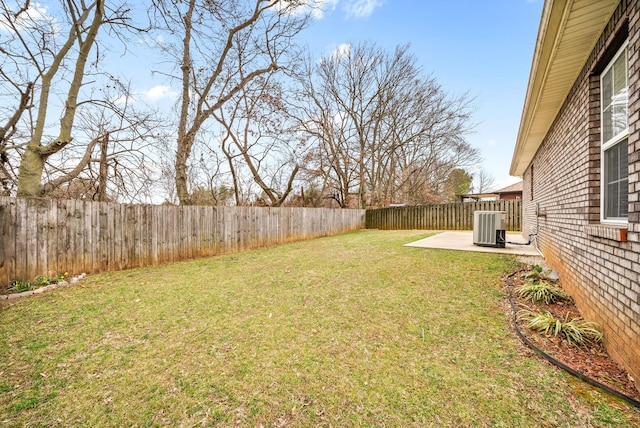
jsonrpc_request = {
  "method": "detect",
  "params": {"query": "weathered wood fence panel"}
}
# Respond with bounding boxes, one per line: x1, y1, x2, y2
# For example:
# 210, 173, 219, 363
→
0, 197, 365, 285
365, 200, 522, 231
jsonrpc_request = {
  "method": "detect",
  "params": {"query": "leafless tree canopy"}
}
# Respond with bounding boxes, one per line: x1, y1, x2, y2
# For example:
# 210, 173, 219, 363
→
149, 0, 311, 205
213, 75, 302, 207
1, 2, 481, 206
473, 168, 496, 194
293, 42, 480, 208
0, 0, 167, 202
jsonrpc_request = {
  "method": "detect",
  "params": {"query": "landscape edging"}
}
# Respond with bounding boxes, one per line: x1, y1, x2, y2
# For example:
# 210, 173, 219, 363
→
1, 273, 87, 300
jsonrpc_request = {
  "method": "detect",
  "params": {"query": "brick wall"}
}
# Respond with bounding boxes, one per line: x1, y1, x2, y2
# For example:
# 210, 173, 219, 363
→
522, 0, 640, 387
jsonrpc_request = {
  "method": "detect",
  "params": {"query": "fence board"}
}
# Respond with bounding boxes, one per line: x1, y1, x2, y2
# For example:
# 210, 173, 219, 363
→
0, 197, 365, 285
15, 199, 27, 281
1, 197, 515, 287
0, 199, 15, 282
60, 200, 71, 275
365, 200, 522, 232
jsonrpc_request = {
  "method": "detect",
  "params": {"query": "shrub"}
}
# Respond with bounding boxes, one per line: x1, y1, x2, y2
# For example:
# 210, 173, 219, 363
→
8, 279, 32, 293
517, 308, 603, 347
517, 280, 571, 304
523, 264, 544, 282
6, 273, 68, 294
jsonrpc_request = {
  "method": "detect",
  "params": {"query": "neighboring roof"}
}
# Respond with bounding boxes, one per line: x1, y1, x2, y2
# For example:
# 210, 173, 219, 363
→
510, 0, 620, 176
493, 181, 523, 194
462, 192, 498, 200
461, 181, 523, 200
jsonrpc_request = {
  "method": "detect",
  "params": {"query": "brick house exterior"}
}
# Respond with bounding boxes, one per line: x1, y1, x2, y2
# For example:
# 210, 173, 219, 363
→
510, 0, 640, 386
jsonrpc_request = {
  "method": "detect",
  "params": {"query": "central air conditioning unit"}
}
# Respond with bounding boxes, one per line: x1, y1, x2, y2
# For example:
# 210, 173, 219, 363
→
473, 211, 507, 248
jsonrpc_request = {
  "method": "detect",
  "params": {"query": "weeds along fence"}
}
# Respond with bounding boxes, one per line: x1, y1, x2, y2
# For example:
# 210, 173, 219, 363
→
0, 197, 365, 285
365, 200, 522, 231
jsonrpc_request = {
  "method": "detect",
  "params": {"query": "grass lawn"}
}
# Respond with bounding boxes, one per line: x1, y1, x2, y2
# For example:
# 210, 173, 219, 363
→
1, 230, 639, 427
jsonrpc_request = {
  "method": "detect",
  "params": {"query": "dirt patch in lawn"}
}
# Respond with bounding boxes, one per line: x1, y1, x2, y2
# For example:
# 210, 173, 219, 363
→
504, 267, 640, 403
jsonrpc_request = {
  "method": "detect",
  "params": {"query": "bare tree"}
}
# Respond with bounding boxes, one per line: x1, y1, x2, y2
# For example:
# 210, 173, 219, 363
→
9, 0, 100, 195
291, 51, 361, 208
0, 76, 32, 195
0, 0, 157, 199
213, 74, 302, 206
294, 42, 480, 208
472, 168, 495, 193
149, 0, 311, 205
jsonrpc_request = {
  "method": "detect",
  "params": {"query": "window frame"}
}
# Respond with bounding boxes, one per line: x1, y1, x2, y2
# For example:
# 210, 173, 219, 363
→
600, 41, 629, 225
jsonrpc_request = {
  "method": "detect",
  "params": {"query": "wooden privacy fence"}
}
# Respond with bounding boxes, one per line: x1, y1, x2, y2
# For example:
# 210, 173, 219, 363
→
365, 200, 522, 231
0, 197, 365, 285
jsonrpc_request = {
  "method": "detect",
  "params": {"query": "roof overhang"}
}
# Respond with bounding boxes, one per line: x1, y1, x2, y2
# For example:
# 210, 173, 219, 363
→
463, 193, 499, 199
510, 0, 620, 176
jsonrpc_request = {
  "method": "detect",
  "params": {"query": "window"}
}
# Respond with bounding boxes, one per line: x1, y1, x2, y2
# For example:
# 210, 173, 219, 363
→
601, 43, 628, 223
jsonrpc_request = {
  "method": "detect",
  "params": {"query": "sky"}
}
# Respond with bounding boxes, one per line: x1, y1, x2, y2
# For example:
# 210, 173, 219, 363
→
295, 0, 544, 191
5, 0, 544, 198
108, 0, 544, 194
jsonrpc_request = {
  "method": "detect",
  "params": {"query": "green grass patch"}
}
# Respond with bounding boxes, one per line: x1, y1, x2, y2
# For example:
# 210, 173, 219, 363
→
1, 230, 638, 426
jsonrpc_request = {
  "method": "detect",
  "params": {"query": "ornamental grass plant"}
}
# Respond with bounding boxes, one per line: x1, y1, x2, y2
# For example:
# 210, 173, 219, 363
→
516, 279, 571, 305
517, 308, 603, 347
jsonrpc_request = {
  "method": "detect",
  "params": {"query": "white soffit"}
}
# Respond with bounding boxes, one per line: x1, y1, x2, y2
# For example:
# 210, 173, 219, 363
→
510, 0, 619, 176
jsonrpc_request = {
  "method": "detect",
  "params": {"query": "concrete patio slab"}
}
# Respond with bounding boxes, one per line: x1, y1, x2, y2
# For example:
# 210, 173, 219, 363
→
405, 231, 542, 256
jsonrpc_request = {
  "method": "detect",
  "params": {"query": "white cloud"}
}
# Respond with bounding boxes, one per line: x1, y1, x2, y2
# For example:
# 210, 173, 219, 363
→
112, 85, 177, 106
311, 0, 339, 19
0, 2, 57, 33
113, 94, 134, 106
331, 43, 351, 58
342, 0, 384, 19
144, 85, 178, 102
276, 0, 338, 20
317, 43, 351, 65
276, 0, 382, 20
488, 139, 497, 146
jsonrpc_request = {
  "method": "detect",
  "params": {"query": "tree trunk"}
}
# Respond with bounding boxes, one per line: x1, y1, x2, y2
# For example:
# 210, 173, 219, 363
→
15, 0, 104, 197
16, 146, 45, 197
174, 0, 195, 206
175, 138, 193, 205
97, 132, 109, 201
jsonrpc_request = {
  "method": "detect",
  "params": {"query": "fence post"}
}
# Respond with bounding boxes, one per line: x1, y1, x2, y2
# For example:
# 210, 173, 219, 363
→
0, 197, 366, 286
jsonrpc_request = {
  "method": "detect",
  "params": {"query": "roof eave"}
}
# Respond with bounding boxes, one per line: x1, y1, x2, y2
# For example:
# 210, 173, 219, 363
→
510, 0, 620, 177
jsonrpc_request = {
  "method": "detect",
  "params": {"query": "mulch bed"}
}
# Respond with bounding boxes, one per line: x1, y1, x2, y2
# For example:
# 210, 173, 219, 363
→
504, 268, 640, 402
